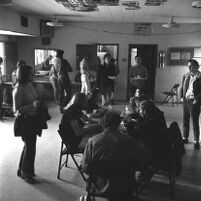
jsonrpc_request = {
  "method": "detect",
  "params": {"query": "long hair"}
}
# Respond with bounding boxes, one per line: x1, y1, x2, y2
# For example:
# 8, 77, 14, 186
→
17, 65, 32, 84
65, 92, 87, 110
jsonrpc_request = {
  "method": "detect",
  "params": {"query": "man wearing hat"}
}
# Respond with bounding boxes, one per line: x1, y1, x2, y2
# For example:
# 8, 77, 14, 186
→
53, 49, 73, 113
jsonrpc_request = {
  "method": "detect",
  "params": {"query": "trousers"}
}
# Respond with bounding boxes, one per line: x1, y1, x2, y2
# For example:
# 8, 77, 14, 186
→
183, 99, 201, 142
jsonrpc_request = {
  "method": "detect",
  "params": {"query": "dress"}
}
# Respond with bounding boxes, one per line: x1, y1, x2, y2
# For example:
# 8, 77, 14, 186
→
81, 128, 150, 199
180, 71, 201, 142
96, 63, 116, 95
54, 57, 73, 110
129, 64, 148, 96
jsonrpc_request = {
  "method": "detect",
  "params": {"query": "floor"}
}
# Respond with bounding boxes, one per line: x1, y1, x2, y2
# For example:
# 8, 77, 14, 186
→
0, 102, 201, 201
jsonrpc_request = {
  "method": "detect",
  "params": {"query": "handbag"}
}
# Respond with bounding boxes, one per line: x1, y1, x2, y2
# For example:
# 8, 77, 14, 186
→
14, 115, 26, 137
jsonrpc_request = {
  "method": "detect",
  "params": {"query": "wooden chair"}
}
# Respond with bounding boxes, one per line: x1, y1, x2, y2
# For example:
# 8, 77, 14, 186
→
162, 84, 180, 106
57, 130, 86, 181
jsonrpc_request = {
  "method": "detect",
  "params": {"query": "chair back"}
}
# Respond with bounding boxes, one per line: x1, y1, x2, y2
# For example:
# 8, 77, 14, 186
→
168, 121, 185, 176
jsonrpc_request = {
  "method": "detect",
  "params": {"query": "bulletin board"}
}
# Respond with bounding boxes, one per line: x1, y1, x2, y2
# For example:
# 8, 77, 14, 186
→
167, 47, 194, 66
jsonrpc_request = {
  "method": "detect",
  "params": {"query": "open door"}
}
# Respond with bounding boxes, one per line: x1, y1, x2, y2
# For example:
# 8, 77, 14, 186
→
76, 44, 97, 71
127, 44, 158, 100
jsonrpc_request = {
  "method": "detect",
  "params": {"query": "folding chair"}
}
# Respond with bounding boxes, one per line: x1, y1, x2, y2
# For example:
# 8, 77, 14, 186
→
135, 121, 185, 199
84, 162, 137, 201
162, 84, 180, 106
57, 130, 87, 181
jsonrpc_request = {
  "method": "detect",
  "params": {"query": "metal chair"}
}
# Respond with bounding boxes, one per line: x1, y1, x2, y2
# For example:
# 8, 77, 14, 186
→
57, 130, 86, 181
162, 84, 180, 106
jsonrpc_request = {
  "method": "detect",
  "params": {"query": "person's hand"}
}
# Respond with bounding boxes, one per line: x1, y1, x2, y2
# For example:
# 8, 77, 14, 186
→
193, 100, 197, 104
33, 100, 41, 108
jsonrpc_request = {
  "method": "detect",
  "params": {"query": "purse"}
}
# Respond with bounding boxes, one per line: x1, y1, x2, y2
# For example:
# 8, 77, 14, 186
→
14, 115, 26, 137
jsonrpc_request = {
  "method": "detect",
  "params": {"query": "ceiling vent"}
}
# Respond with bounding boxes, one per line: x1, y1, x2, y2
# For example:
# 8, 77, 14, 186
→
144, 0, 167, 6
162, 16, 180, 29
120, 1, 141, 10
0, 0, 12, 6
192, 0, 201, 8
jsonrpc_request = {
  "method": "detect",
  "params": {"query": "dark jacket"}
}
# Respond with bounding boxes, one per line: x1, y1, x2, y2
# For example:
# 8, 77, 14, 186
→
81, 128, 151, 198
180, 72, 201, 103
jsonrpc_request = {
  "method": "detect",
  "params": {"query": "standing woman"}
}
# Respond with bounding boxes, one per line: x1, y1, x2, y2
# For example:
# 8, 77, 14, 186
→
13, 65, 40, 184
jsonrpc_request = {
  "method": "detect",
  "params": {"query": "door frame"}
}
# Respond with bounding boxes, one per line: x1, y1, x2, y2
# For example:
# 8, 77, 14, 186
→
127, 44, 158, 100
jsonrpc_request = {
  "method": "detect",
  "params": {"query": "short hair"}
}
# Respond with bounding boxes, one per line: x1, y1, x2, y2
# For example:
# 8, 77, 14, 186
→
135, 55, 142, 60
140, 100, 155, 116
56, 49, 64, 57
188, 59, 199, 69
16, 60, 26, 68
17, 65, 32, 84
0, 57, 3, 64
103, 53, 111, 61
103, 110, 121, 129
66, 92, 87, 110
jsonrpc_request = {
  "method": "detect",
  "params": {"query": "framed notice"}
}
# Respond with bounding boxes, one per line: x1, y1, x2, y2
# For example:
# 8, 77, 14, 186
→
167, 47, 194, 66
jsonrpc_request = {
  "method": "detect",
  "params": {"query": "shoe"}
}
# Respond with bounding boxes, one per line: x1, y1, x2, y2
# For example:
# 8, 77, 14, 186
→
110, 98, 115, 105
21, 174, 37, 184
182, 138, 189, 144
17, 169, 21, 177
194, 142, 200, 150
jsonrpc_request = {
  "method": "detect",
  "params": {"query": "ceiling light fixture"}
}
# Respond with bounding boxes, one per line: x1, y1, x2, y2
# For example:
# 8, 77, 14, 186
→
120, 1, 141, 10
192, 0, 201, 8
55, 0, 98, 11
0, 0, 12, 6
144, 0, 167, 6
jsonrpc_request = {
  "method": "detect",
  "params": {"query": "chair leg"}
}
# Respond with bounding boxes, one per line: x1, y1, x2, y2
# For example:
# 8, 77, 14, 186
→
57, 141, 64, 179
169, 169, 175, 199
71, 154, 87, 181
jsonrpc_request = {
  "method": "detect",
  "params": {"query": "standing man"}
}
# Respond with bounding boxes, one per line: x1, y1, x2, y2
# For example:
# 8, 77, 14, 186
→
53, 49, 73, 114
129, 55, 148, 97
180, 59, 201, 150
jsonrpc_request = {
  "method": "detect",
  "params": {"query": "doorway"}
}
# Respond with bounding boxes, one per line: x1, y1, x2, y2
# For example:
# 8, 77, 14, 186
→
127, 44, 158, 100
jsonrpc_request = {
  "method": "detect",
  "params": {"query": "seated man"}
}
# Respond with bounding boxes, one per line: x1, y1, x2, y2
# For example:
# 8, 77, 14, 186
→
129, 100, 169, 165
81, 110, 151, 201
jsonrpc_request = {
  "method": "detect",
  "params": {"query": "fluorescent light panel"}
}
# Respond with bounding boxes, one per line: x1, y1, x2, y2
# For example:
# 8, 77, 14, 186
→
0, 30, 37, 36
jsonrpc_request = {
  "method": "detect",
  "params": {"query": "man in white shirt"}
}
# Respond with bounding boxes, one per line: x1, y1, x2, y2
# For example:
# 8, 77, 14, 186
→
180, 59, 201, 150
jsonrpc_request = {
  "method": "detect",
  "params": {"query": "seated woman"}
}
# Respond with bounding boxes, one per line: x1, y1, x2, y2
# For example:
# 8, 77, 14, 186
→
59, 92, 103, 150
86, 88, 107, 119
128, 100, 169, 164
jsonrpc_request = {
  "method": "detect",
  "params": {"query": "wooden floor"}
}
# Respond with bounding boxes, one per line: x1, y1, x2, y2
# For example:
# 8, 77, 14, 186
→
0, 102, 201, 201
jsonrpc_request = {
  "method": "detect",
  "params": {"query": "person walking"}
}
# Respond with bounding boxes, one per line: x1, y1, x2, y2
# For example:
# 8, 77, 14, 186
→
180, 59, 201, 150
53, 49, 73, 113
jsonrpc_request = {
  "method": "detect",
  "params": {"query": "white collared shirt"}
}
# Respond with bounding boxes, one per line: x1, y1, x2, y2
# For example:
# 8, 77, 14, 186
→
185, 72, 200, 99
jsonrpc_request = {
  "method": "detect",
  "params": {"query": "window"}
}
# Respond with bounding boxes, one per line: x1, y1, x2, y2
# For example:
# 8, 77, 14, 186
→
0, 42, 5, 75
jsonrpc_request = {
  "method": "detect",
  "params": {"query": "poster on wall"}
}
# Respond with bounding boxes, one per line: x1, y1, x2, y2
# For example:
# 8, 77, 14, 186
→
167, 47, 194, 66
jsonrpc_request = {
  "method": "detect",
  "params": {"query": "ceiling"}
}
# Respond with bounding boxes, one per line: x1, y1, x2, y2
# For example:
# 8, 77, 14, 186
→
6, 0, 201, 24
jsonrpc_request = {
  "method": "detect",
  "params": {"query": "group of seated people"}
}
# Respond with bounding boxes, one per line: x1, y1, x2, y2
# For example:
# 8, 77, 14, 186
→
58, 89, 175, 201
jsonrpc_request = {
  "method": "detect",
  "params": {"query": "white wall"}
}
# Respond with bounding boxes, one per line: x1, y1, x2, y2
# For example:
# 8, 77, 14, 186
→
0, 7, 40, 36
16, 22, 201, 102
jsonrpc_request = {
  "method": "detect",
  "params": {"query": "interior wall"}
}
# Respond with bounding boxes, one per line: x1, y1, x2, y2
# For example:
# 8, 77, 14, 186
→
16, 22, 201, 102
0, 7, 40, 36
